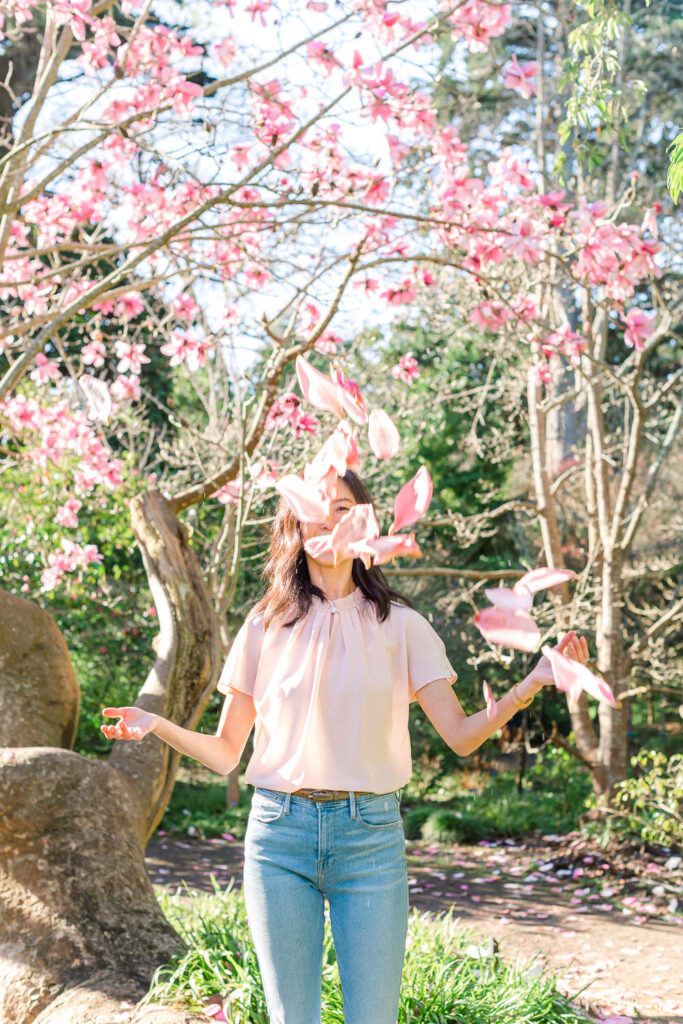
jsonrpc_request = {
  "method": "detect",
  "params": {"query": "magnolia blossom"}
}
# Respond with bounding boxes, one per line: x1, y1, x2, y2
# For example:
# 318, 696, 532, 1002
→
30, 353, 62, 386
56, 498, 83, 528
503, 55, 538, 99
81, 339, 106, 367
622, 308, 655, 351
391, 352, 420, 384
115, 341, 150, 375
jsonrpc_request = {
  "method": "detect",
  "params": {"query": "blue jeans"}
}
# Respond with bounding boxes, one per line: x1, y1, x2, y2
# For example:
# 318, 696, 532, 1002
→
243, 788, 409, 1024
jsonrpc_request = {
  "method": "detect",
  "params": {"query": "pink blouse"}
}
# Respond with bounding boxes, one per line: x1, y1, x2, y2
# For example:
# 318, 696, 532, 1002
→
217, 587, 457, 793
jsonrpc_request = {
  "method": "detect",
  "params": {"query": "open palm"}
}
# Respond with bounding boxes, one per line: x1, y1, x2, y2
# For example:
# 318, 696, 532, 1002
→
101, 706, 157, 741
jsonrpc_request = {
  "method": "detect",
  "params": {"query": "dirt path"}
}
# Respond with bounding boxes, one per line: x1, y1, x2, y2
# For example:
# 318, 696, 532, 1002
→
146, 833, 682, 1023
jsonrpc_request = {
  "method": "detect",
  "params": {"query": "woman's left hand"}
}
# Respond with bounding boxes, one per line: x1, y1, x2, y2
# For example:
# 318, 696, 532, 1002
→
530, 631, 589, 687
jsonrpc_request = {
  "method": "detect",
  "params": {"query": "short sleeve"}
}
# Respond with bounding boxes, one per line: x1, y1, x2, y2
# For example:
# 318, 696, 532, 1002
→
217, 613, 265, 697
404, 609, 457, 702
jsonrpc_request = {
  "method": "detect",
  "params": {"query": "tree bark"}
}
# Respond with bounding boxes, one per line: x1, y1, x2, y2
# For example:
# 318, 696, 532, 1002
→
0, 490, 222, 1022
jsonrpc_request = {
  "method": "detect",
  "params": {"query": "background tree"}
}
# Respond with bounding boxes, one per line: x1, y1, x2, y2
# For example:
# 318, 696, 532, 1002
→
0, 0, 680, 1018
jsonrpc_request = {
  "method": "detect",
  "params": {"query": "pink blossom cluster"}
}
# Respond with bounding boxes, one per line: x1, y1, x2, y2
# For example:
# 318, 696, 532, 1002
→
265, 392, 318, 437
446, 0, 512, 53
41, 538, 103, 592
572, 200, 662, 302
502, 55, 538, 99
391, 352, 420, 384
160, 329, 214, 371
0, 395, 125, 492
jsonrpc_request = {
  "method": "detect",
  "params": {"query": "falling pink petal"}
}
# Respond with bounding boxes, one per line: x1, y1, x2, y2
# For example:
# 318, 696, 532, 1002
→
542, 645, 618, 710
483, 681, 497, 720
484, 586, 533, 611
389, 465, 433, 535
305, 422, 359, 482
368, 408, 400, 459
275, 474, 331, 522
513, 567, 574, 595
330, 503, 379, 552
296, 355, 345, 417
351, 532, 421, 567
78, 375, 112, 423
303, 534, 336, 561
475, 606, 541, 652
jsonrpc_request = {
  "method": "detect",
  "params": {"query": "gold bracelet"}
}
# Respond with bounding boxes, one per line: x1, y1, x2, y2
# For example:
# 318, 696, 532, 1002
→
510, 682, 534, 710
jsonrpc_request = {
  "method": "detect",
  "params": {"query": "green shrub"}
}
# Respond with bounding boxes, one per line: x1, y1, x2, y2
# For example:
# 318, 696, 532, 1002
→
421, 808, 491, 844
593, 750, 683, 847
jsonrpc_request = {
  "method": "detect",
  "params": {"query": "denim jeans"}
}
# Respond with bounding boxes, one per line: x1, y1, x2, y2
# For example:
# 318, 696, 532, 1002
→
243, 787, 409, 1024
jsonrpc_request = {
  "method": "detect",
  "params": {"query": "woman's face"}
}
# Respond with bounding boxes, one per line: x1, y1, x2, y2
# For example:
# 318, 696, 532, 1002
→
299, 478, 357, 565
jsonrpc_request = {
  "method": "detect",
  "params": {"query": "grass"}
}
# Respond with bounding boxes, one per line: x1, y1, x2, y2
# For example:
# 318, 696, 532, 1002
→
142, 882, 594, 1024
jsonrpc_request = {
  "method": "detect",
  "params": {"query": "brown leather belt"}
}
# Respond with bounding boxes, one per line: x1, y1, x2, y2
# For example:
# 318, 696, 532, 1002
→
291, 789, 372, 802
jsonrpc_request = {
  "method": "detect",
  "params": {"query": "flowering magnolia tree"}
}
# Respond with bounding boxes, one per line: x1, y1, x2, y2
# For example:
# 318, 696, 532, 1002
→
0, 0, 681, 1018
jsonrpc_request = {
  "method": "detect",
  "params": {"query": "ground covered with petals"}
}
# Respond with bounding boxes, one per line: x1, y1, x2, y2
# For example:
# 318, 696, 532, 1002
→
145, 832, 682, 1023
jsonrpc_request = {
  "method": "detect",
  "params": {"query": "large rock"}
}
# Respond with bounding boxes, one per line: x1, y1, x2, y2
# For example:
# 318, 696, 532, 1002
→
0, 590, 79, 749
0, 748, 185, 1024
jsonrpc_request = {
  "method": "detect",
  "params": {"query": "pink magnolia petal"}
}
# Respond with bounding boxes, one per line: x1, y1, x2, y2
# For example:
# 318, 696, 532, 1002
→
330, 503, 379, 551
78, 375, 112, 423
352, 532, 421, 566
541, 645, 618, 709
474, 606, 541, 652
389, 466, 433, 535
484, 586, 533, 611
296, 355, 345, 417
513, 567, 575, 595
368, 408, 400, 459
483, 681, 497, 720
303, 534, 336, 561
305, 422, 359, 482
340, 386, 368, 425
275, 474, 331, 522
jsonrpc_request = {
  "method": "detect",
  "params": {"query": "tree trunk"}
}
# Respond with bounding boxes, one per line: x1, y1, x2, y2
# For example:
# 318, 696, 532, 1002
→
0, 490, 222, 1022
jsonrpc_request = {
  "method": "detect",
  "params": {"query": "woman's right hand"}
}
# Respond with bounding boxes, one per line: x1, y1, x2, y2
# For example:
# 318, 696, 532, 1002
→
101, 706, 157, 741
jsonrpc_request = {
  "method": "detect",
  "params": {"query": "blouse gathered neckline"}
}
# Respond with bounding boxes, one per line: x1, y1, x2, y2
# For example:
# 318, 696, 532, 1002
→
311, 587, 365, 613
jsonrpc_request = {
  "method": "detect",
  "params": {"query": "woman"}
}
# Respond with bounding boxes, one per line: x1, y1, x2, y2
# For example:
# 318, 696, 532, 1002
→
102, 469, 588, 1024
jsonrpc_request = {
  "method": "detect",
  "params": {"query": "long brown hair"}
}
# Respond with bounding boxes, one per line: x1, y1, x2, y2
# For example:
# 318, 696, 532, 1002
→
254, 469, 413, 627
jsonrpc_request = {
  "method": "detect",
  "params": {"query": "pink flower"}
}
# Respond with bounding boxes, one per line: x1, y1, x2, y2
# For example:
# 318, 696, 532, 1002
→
391, 352, 420, 384
56, 498, 82, 528
622, 308, 654, 352
214, 480, 242, 504
30, 352, 62, 385
503, 55, 538, 99
115, 341, 150, 375
81, 340, 106, 367
306, 41, 341, 76
214, 36, 237, 68
230, 143, 251, 171
380, 279, 417, 305
110, 374, 141, 403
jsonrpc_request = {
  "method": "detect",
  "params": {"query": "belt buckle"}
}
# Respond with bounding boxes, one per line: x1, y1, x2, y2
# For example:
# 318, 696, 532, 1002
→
307, 789, 333, 800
